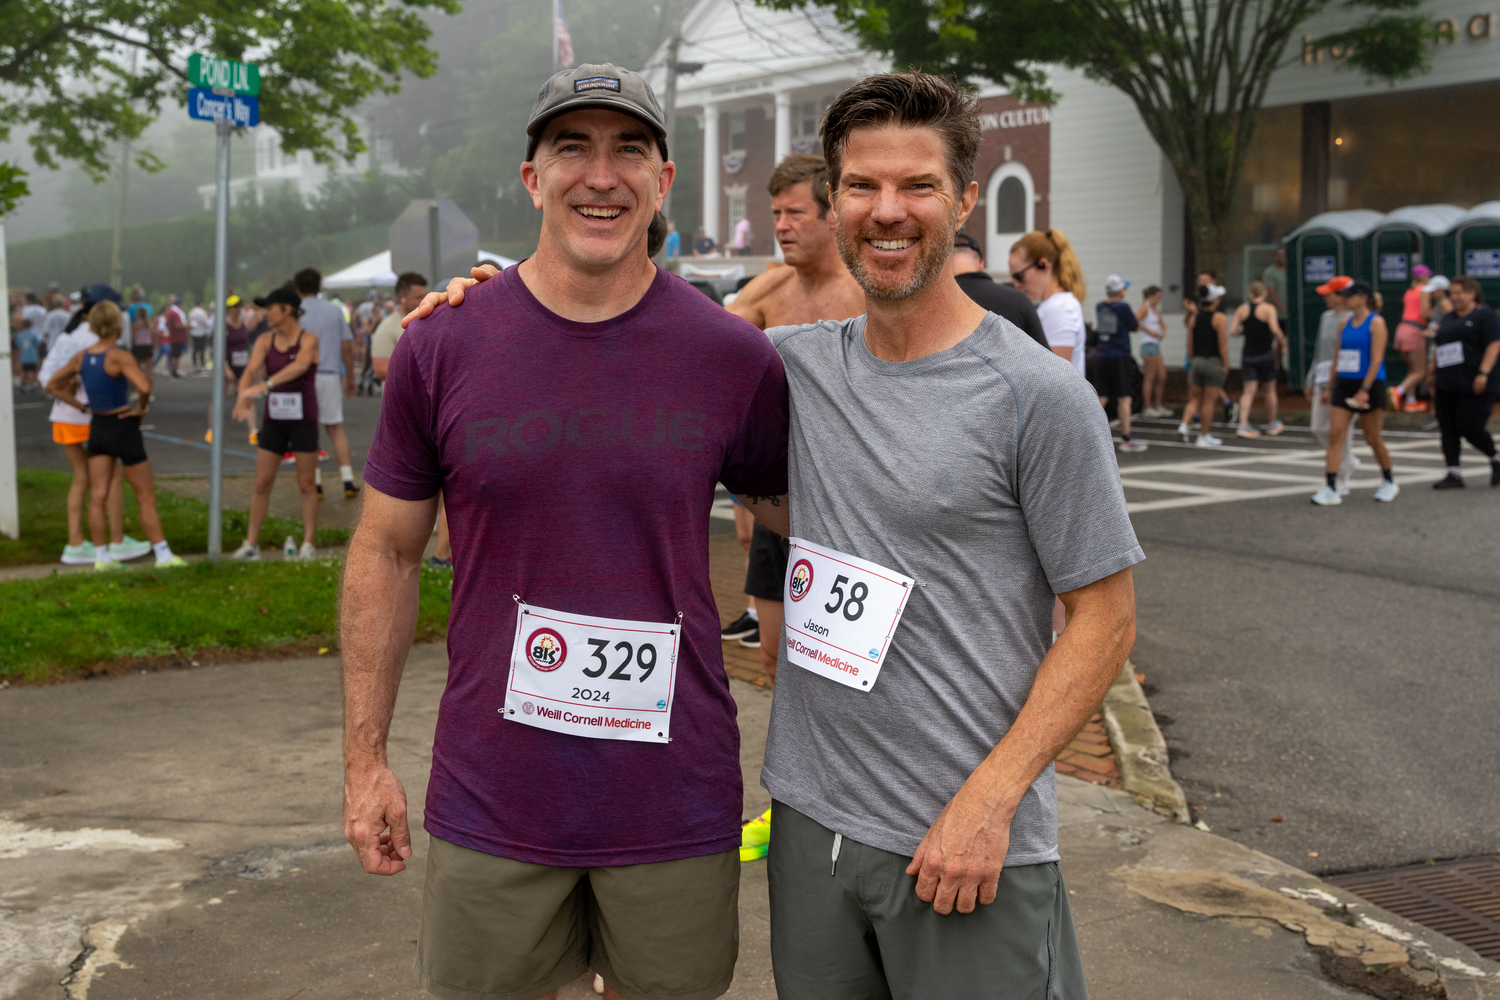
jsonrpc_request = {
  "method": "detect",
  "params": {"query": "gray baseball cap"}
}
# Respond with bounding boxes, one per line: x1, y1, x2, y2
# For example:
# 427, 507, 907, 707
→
525, 63, 668, 161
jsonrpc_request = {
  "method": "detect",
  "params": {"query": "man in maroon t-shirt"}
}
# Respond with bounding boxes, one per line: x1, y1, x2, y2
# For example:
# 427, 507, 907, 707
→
163, 295, 189, 378
341, 63, 789, 1000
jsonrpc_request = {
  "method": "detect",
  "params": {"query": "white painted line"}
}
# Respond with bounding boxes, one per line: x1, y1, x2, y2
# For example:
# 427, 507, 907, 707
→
1119, 479, 1242, 496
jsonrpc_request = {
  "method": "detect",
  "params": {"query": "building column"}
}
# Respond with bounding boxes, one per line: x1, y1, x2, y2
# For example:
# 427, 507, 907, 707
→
702, 103, 721, 249
774, 92, 792, 165
1300, 101, 1330, 221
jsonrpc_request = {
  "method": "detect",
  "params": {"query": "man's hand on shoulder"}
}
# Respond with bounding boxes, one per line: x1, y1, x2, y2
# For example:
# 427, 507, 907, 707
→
401, 264, 501, 329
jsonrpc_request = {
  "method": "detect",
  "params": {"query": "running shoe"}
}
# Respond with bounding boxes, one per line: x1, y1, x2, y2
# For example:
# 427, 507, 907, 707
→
428, 556, 454, 570
281, 452, 295, 466
1420, 417, 1439, 432
740, 807, 771, 862
1263, 421, 1285, 436
204, 429, 213, 443
738, 627, 761, 649
1195, 434, 1223, 448
1177, 422, 1192, 442
721, 611, 758, 641
1374, 479, 1400, 502
1404, 397, 1427, 413
298, 542, 318, 560
343, 480, 360, 499
1432, 473, 1465, 490
248, 431, 258, 446
109, 536, 152, 561
230, 539, 261, 561
1388, 386, 1402, 410
155, 554, 188, 568
1310, 485, 1342, 506
316, 483, 325, 501
1118, 440, 1149, 453
60, 542, 96, 566
93, 558, 126, 572
1235, 425, 1261, 439
318, 449, 329, 461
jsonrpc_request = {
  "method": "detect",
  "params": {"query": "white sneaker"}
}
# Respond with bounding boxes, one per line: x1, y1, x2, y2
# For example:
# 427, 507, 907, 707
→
1118, 440, 1149, 453
1196, 434, 1223, 448
109, 535, 153, 561
1374, 478, 1400, 502
231, 539, 261, 561
298, 541, 318, 560
1177, 422, 1192, 442
1235, 425, 1261, 439
1310, 485, 1343, 506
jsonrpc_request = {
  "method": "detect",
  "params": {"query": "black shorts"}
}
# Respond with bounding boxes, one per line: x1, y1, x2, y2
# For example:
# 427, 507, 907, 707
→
131, 345, 154, 363
87, 413, 149, 466
1331, 378, 1387, 412
257, 419, 319, 455
1242, 352, 1278, 384
21, 362, 37, 374
1096, 355, 1134, 400
170, 342, 186, 358
744, 523, 791, 602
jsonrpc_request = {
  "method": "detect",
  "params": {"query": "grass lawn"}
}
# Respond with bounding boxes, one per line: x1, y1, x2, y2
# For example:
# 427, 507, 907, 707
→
0, 558, 452, 683
0, 469, 348, 567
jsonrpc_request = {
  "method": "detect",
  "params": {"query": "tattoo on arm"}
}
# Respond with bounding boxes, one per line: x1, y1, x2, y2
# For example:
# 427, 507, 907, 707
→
746, 495, 782, 507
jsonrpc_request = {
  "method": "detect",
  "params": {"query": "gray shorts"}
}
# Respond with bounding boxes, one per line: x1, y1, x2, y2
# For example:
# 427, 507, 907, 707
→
1190, 356, 1226, 388
767, 801, 1088, 1000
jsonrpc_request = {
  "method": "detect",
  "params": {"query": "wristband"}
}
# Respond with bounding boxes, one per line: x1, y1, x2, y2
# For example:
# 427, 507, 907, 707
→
1481, 371, 1492, 377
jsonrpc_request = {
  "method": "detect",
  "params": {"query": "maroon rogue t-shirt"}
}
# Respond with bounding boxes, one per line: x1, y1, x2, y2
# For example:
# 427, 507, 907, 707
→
362, 264, 789, 867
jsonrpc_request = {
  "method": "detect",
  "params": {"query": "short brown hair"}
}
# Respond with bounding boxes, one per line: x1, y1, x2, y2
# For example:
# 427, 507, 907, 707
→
1452, 276, 1485, 302
88, 300, 123, 341
820, 73, 981, 196
768, 154, 831, 218
395, 272, 428, 297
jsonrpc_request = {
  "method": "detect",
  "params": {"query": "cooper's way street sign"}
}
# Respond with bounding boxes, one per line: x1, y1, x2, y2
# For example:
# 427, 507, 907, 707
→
187, 88, 260, 127
188, 54, 261, 96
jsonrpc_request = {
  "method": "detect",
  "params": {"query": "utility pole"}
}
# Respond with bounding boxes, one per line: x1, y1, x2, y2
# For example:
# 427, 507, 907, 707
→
0, 223, 18, 539
110, 48, 140, 292
660, 0, 685, 220
207, 117, 231, 560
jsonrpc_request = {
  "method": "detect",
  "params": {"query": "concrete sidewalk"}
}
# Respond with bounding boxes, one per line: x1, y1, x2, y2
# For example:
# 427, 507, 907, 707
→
2, 647, 1496, 999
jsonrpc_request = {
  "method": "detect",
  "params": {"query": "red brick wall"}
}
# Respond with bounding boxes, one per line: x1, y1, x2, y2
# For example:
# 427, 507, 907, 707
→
714, 105, 774, 254
972, 96, 1052, 265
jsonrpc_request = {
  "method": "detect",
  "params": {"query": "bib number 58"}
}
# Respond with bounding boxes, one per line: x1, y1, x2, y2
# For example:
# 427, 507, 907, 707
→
823, 576, 867, 621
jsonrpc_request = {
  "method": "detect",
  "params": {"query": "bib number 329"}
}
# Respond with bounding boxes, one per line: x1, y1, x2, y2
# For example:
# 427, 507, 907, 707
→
504, 602, 681, 742
782, 537, 914, 692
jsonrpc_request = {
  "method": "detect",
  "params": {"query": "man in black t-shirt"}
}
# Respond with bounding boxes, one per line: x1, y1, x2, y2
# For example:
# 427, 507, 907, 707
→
951, 233, 1048, 347
1430, 276, 1500, 488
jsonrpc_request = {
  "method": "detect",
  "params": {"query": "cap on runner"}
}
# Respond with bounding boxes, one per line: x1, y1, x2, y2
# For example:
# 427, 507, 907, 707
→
525, 62, 668, 161
1316, 275, 1353, 296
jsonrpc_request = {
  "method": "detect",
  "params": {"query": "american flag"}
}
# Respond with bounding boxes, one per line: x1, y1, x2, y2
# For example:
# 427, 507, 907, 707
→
555, 0, 574, 70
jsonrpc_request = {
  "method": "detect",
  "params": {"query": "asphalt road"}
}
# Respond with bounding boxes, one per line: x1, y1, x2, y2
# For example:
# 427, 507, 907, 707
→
1116, 413, 1500, 875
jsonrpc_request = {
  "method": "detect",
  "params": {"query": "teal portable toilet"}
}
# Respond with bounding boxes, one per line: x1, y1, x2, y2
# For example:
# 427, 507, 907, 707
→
1446, 201, 1500, 305
1363, 205, 1464, 385
1283, 210, 1383, 391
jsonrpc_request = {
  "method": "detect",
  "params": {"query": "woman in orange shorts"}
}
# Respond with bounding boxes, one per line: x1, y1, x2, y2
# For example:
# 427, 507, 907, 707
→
1392, 265, 1432, 411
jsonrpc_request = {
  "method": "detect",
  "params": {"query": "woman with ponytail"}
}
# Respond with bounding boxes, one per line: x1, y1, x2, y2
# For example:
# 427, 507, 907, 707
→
1009, 229, 1088, 376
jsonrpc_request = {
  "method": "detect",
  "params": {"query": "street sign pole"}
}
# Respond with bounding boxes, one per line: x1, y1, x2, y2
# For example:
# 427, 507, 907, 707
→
0, 223, 17, 539
207, 117, 231, 560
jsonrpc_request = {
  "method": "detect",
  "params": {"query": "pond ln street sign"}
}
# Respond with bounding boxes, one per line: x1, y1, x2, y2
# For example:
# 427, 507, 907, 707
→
188, 54, 260, 95
187, 88, 259, 127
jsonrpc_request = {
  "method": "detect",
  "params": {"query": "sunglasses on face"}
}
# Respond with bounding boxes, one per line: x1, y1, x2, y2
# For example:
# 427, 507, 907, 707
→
1010, 260, 1044, 283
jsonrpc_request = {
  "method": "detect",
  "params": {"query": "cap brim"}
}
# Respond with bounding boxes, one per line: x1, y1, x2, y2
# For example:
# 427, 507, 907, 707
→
527, 98, 667, 156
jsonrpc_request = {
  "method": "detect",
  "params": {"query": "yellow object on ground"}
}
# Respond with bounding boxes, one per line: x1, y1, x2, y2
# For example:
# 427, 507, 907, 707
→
740, 807, 771, 862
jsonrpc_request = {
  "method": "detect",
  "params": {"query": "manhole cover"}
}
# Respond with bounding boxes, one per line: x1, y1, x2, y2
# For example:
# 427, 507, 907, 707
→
1327, 854, 1500, 960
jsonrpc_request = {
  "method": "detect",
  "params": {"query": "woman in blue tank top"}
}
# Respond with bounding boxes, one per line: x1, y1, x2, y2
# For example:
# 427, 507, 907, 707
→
1312, 281, 1398, 505
229, 285, 323, 561
44, 300, 186, 568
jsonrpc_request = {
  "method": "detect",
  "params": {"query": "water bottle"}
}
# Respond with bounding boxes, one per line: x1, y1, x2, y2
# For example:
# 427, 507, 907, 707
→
284, 536, 297, 559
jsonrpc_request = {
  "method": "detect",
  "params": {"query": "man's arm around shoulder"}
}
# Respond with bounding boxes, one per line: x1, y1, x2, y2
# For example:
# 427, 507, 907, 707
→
907, 567, 1135, 915
341, 484, 441, 876
726, 267, 793, 328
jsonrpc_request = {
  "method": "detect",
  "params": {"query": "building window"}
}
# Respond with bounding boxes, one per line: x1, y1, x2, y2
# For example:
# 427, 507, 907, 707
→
729, 111, 747, 152
727, 185, 747, 233
794, 101, 819, 138
986, 162, 1035, 262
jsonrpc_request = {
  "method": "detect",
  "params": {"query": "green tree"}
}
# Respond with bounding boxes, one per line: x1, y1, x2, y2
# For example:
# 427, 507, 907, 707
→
0, 0, 460, 215
758, 0, 1436, 277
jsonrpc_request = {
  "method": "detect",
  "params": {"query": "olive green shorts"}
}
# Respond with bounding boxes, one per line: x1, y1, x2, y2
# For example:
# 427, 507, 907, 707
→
767, 802, 1089, 1000
415, 836, 739, 1000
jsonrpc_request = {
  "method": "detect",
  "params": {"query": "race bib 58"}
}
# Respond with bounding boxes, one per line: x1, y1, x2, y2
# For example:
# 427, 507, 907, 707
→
782, 537, 914, 692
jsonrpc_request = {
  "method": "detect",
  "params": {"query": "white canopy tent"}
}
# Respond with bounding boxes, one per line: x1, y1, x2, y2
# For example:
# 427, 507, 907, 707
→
322, 249, 518, 289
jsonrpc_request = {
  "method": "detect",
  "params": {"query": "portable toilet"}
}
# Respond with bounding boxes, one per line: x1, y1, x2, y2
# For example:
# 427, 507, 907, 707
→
1362, 205, 1465, 384
1445, 201, 1500, 305
1283, 210, 1383, 390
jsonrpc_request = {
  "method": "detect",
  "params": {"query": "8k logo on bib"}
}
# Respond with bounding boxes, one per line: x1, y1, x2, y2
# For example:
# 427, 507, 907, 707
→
788, 559, 814, 602
526, 629, 567, 671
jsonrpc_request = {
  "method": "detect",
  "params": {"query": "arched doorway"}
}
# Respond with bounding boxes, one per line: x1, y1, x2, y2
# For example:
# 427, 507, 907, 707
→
986, 162, 1035, 264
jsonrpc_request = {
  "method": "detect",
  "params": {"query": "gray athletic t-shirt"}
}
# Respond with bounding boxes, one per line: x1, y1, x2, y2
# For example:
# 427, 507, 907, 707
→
299, 295, 353, 374
762, 312, 1144, 865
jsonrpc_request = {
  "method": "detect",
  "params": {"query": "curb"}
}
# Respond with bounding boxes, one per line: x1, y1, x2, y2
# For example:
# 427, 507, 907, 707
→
1101, 662, 1190, 824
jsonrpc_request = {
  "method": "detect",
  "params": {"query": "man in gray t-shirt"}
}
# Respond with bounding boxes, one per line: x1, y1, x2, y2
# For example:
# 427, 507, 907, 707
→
759, 72, 1141, 1000
292, 268, 361, 498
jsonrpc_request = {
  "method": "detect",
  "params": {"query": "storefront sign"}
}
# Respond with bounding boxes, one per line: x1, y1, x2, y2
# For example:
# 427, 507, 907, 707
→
1379, 254, 1408, 282
1306, 12, 1491, 62
1304, 256, 1337, 283
1465, 250, 1500, 277
979, 107, 1051, 131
